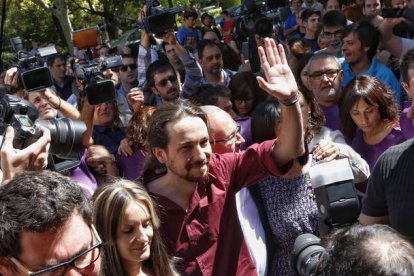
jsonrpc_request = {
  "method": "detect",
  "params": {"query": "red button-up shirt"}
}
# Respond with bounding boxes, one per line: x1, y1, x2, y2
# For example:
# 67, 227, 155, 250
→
148, 140, 284, 276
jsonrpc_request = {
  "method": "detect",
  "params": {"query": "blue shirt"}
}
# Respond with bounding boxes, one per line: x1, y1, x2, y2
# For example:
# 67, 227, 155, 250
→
176, 26, 201, 50
341, 59, 403, 105
92, 126, 125, 154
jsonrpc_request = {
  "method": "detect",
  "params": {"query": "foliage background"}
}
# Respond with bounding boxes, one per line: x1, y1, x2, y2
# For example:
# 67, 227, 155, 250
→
1, 0, 240, 60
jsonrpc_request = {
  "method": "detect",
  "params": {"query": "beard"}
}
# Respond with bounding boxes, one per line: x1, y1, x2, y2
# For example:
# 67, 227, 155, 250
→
167, 157, 210, 183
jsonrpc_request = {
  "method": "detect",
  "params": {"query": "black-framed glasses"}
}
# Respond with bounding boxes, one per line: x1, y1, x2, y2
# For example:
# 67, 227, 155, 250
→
322, 30, 344, 39
11, 225, 102, 276
308, 69, 341, 81
120, 63, 138, 72
156, 75, 178, 87
211, 125, 241, 145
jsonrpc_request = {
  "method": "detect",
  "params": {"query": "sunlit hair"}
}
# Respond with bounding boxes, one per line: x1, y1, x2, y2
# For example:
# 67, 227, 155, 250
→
93, 179, 176, 276
126, 106, 157, 151
340, 75, 399, 140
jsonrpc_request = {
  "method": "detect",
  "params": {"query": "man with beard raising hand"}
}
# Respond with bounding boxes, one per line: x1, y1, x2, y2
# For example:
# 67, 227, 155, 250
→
144, 38, 305, 276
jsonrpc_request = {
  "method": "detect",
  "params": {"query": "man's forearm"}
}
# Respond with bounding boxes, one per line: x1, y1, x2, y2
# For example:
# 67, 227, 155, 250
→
272, 94, 304, 167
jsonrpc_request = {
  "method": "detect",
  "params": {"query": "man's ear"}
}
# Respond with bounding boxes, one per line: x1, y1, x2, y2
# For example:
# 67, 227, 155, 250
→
338, 70, 344, 82
151, 86, 159, 95
152, 147, 167, 164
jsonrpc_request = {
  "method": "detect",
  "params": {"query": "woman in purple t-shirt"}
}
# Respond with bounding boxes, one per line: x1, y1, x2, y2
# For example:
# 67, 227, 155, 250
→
340, 76, 405, 170
116, 106, 156, 180
229, 72, 268, 150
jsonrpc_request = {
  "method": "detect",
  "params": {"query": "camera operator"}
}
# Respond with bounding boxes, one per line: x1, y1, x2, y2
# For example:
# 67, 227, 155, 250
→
3, 68, 99, 197
138, 30, 204, 104
314, 224, 414, 275
47, 54, 75, 101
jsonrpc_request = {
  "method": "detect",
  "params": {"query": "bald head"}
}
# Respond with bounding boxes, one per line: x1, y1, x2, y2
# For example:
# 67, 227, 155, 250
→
200, 105, 245, 154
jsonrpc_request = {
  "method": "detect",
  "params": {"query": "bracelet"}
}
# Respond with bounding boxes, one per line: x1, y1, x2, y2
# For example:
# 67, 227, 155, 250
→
279, 92, 299, 106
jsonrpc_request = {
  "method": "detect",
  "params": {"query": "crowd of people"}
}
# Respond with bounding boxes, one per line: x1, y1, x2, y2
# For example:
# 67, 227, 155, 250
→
1, 0, 414, 275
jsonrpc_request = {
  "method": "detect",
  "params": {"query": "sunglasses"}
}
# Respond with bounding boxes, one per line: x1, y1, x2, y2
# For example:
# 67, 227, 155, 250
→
156, 75, 178, 87
120, 63, 138, 72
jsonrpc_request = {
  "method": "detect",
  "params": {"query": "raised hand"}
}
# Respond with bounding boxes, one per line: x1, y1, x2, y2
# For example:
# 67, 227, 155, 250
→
127, 87, 145, 112
256, 38, 298, 101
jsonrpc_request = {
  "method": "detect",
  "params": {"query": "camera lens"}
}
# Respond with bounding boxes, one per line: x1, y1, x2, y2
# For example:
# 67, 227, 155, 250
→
291, 233, 325, 276
36, 118, 86, 159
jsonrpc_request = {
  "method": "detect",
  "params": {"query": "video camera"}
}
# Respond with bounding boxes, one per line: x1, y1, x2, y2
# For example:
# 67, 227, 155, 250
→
10, 37, 56, 92
73, 56, 119, 105
290, 159, 360, 275
0, 95, 87, 171
138, 0, 183, 36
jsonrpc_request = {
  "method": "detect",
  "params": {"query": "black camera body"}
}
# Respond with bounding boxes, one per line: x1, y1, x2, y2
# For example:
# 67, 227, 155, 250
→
74, 58, 117, 105
139, 0, 183, 36
0, 95, 87, 171
291, 159, 360, 276
11, 39, 57, 92
309, 158, 360, 236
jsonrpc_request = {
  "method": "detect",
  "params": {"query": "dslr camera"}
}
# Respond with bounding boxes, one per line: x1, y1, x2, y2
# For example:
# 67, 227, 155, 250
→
291, 159, 360, 275
10, 37, 56, 93
0, 95, 87, 171
139, 0, 183, 35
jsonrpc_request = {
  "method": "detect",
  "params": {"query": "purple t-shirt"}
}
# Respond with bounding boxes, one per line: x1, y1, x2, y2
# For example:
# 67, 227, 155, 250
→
115, 146, 146, 181
320, 105, 341, 131
351, 127, 406, 170
400, 101, 414, 140
236, 116, 253, 150
70, 148, 98, 198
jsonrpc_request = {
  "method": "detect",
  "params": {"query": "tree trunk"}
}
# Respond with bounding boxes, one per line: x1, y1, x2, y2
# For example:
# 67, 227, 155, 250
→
33, 0, 74, 53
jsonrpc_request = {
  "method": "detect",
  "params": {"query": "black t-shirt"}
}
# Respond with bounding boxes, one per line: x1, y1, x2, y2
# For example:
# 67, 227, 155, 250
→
362, 138, 414, 243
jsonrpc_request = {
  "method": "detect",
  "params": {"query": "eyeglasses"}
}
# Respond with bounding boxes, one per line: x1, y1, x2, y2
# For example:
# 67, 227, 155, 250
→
11, 225, 102, 276
211, 125, 241, 145
120, 63, 138, 72
156, 75, 178, 87
308, 69, 341, 81
322, 30, 344, 39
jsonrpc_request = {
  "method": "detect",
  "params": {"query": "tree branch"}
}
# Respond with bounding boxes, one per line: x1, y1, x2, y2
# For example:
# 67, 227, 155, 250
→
70, 0, 106, 16
32, 0, 51, 11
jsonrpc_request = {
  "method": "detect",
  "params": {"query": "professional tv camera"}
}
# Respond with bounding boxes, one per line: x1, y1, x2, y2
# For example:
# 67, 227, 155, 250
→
10, 37, 56, 92
0, 95, 87, 171
138, 0, 183, 36
290, 159, 360, 276
73, 56, 120, 105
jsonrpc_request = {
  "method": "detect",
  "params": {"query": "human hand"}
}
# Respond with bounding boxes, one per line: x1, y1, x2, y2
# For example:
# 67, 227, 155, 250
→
312, 140, 340, 162
1, 126, 51, 184
87, 144, 117, 175
4, 67, 19, 89
379, 17, 404, 39
256, 38, 298, 100
118, 138, 134, 157
127, 88, 145, 112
